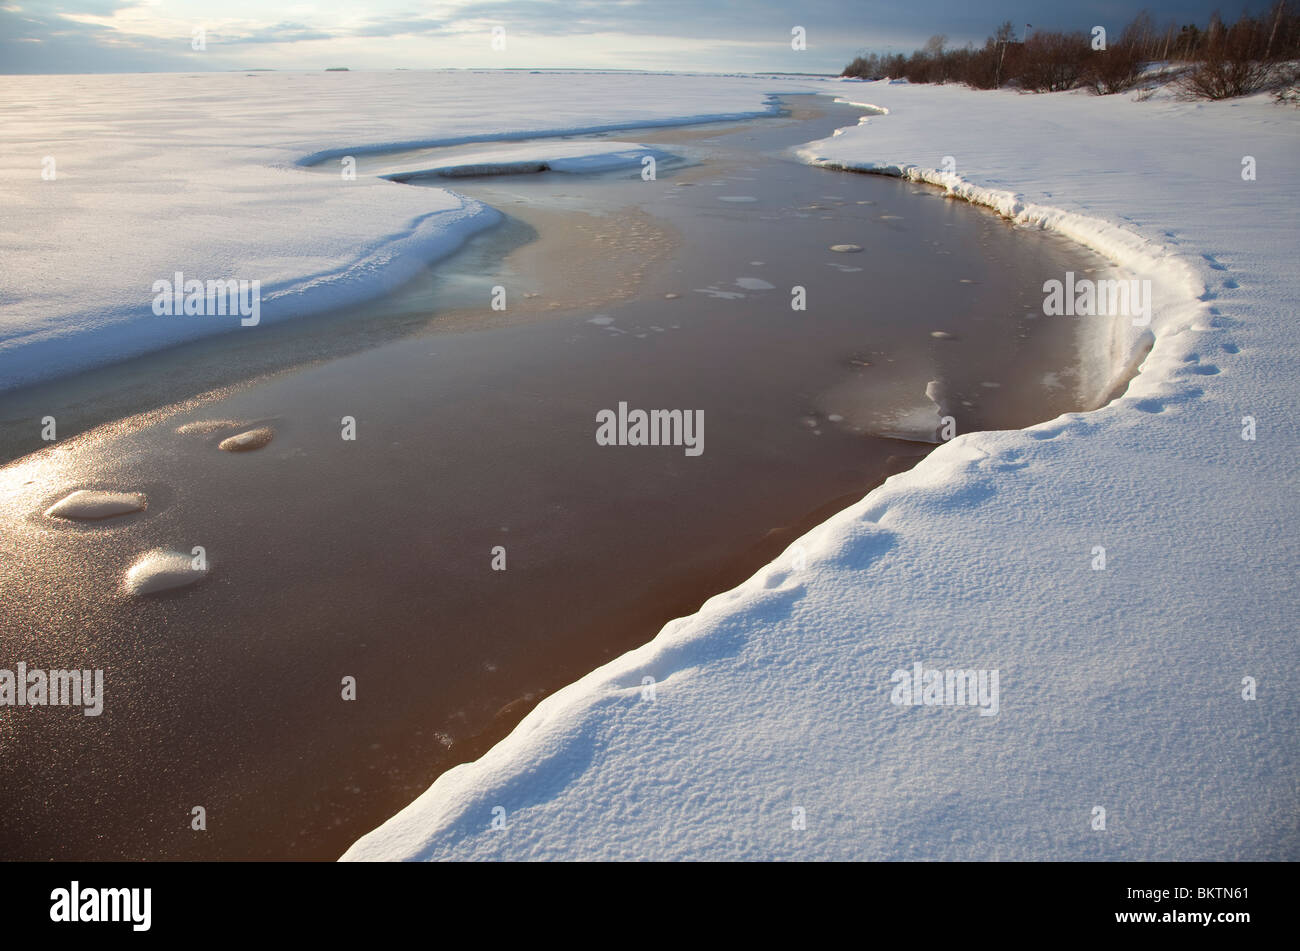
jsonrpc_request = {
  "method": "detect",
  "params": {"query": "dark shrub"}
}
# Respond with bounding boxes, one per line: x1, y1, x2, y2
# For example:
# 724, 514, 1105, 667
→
1015, 31, 1090, 92
1178, 13, 1278, 99
1084, 43, 1146, 94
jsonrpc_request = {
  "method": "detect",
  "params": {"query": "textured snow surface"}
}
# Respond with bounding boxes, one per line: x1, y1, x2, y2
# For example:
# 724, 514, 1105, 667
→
345, 80, 1299, 862
0, 71, 799, 392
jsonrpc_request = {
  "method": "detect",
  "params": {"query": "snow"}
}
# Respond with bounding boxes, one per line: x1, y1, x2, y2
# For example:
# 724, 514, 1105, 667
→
0, 71, 794, 392
371, 141, 678, 181
217, 427, 274, 452
344, 80, 1299, 861
44, 489, 146, 520
123, 549, 206, 596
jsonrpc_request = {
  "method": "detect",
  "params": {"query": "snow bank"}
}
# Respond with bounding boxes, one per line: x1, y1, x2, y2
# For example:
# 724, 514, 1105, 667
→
373, 141, 678, 182
345, 81, 1299, 861
0, 71, 800, 392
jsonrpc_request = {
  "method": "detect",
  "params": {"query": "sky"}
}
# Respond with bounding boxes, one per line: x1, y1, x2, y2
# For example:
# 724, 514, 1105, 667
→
0, 1, 1281, 74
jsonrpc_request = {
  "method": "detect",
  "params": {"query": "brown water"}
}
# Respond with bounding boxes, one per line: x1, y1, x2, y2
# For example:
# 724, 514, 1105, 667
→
0, 96, 1121, 860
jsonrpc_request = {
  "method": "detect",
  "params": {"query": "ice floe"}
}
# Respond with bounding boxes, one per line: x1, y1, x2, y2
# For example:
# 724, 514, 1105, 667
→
218, 428, 275, 452
124, 549, 207, 596
45, 490, 145, 521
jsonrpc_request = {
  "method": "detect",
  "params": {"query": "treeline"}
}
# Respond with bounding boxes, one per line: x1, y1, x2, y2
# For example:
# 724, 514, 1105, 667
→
841, 4, 1300, 99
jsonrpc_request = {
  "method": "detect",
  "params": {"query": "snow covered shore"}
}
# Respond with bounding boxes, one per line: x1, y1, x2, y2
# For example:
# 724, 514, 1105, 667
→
0, 71, 794, 392
345, 80, 1299, 861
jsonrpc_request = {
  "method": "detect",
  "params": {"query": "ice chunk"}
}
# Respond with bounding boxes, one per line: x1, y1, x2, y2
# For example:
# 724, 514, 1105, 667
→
218, 427, 275, 452
124, 549, 207, 596
176, 420, 247, 435
45, 490, 146, 521
924, 379, 948, 417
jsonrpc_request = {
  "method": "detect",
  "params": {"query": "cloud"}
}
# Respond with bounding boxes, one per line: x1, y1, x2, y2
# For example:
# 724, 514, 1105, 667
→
209, 21, 335, 45
0, 6, 215, 72
348, 16, 447, 38
22, 0, 141, 14
2, 0, 1274, 74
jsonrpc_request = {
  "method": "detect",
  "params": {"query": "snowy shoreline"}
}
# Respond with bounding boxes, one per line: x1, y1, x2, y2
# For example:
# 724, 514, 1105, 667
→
3, 72, 1293, 860
793, 129, 1177, 412
0, 72, 797, 393
344, 79, 1298, 861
